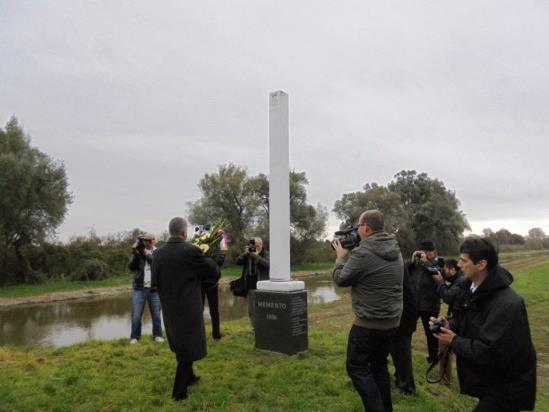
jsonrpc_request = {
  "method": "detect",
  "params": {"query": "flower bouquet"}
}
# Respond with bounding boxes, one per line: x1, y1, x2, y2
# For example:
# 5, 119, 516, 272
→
191, 219, 226, 257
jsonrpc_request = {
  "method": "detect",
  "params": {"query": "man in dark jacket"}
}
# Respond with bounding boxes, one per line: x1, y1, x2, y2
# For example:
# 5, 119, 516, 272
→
432, 258, 467, 385
408, 239, 441, 363
128, 233, 163, 344
433, 259, 467, 317
235, 237, 269, 330
152, 217, 220, 401
201, 244, 227, 341
389, 266, 417, 395
333, 210, 403, 412
432, 236, 536, 411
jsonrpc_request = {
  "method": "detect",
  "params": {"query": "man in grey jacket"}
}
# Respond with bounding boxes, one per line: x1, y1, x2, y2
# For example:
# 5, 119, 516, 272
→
333, 210, 404, 412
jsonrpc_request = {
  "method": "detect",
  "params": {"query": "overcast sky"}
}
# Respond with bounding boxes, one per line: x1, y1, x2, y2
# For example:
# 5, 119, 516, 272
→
1, 1, 548, 240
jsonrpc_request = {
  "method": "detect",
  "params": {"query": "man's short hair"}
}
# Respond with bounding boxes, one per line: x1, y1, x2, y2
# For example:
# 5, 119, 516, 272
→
444, 258, 459, 271
460, 236, 499, 270
169, 217, 188, 236
359, 210, 384, 232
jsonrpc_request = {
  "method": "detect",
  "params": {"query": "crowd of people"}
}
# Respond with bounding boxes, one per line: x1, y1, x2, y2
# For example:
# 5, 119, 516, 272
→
127, 211, 536, 411
332, 209, 536, 412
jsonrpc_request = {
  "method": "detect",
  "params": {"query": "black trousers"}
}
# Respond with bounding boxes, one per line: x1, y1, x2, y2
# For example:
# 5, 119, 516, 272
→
417, 311, 439, 362
389, 334, 416, 394
172, 353, 194, 400
346, 325, 396, 412
201, 285, 221, 339
473, 396, 520, 412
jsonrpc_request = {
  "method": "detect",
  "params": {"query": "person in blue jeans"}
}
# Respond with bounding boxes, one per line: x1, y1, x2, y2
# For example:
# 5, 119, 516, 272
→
128, 233, 164, 344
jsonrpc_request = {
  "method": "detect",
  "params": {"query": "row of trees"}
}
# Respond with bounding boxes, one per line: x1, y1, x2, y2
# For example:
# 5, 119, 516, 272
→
482, 227, 549, 251
1, 117, 546, 285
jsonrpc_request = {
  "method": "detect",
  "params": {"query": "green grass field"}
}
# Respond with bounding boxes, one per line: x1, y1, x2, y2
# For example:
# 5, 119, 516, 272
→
0, 256, 546, 411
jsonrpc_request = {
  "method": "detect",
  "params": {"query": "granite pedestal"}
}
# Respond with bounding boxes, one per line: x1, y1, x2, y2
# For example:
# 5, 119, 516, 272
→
254, 289, 308, 355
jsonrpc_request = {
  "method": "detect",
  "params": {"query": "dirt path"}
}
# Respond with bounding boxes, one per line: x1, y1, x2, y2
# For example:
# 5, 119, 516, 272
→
0, 270, 330, 308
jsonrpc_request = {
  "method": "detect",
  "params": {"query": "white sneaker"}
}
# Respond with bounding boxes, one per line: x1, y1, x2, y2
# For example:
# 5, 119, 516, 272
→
154, 336, 165, 343
130, 339, 138, 344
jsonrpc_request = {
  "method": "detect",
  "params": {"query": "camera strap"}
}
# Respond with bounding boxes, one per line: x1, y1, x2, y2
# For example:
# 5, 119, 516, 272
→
425, 346, 451, 384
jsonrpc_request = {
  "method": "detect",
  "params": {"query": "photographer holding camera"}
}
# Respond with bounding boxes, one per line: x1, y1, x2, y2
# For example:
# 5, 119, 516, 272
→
332, 210, 403, 412
431, 259, 467, 385
408, 239, 442, 364
431, 237, 536, 411
128, 233, 163, 344
235, 237, 270, 330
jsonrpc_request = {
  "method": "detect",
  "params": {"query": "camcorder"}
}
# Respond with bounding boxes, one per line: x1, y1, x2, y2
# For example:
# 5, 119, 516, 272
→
331, 226, 361, 250
248, 238, 256, 253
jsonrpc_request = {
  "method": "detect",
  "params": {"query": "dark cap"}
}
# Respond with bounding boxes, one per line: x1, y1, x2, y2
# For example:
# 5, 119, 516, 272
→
419, 239, 435, 251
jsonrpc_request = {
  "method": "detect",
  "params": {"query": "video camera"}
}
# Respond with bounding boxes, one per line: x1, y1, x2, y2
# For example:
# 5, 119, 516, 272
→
331, 225, 361, 250
247, 238, 256, 253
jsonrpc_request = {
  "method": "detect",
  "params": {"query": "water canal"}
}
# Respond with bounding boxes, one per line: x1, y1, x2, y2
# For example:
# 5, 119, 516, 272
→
0, 274, 347, 347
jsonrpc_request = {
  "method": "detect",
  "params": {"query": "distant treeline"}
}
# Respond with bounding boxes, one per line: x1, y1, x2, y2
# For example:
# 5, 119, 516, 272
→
2, 117, 546, 286
482, 227, 549, 252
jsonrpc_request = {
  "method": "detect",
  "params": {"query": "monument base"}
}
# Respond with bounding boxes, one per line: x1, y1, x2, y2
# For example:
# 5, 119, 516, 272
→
254, 289, 308, 355
256, 279, 305, 291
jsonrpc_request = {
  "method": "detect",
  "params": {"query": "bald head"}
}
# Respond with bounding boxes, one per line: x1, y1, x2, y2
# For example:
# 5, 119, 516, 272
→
169, 217, 188, 238
359, 210, 384, 232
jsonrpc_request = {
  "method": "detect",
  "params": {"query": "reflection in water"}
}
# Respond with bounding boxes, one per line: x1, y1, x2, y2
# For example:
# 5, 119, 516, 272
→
0, 274, 347, 348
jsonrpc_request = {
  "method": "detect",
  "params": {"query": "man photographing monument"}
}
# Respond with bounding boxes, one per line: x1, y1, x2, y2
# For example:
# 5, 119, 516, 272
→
332, 209, 403, 412
432, 236, 536, 411
235, 237, 269, 330
152, 217, 220, 401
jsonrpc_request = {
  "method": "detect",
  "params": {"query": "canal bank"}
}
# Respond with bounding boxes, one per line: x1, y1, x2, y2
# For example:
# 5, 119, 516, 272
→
0, 272, 342, 347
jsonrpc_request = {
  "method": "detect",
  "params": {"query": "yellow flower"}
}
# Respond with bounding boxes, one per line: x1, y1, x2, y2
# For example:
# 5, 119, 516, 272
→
199, 244, 210, 253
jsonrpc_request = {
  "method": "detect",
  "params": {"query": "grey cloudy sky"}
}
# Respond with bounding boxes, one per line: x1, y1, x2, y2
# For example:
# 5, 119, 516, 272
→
1, 0, 548, 240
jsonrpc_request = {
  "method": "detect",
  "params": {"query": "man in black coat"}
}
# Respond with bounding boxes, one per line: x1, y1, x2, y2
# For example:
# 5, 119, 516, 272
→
235, 237, 269, 330
408, 239, 442, 363
431, 258, 467, 385
152, 217, 220, 401
432, 237, 536, 411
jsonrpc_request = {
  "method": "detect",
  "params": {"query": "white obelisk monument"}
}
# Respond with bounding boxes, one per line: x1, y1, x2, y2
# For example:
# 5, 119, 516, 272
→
257, 91, 304, 291
254, 91, 308, 355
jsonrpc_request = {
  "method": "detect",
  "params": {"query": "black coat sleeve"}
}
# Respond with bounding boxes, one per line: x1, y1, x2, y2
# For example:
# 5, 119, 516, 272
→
255, 252, 269, 271
189, 247, 220, 286
213, 251, 226, 268
436, 276, 466, 305
128, 252, 140, 271
236, 252, 248, 265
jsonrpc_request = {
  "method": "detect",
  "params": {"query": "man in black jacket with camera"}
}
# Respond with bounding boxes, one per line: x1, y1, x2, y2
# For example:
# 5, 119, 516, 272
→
235, 237, 269, 330
408, 239, 442, 363
431, 258, 467, 385
128, 233, 163, 344
432, 237, 536, 411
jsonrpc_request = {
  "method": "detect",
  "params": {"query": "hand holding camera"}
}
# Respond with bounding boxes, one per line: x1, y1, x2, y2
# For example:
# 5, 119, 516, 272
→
429, 317, 456, 345
412, 250, 427, 263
